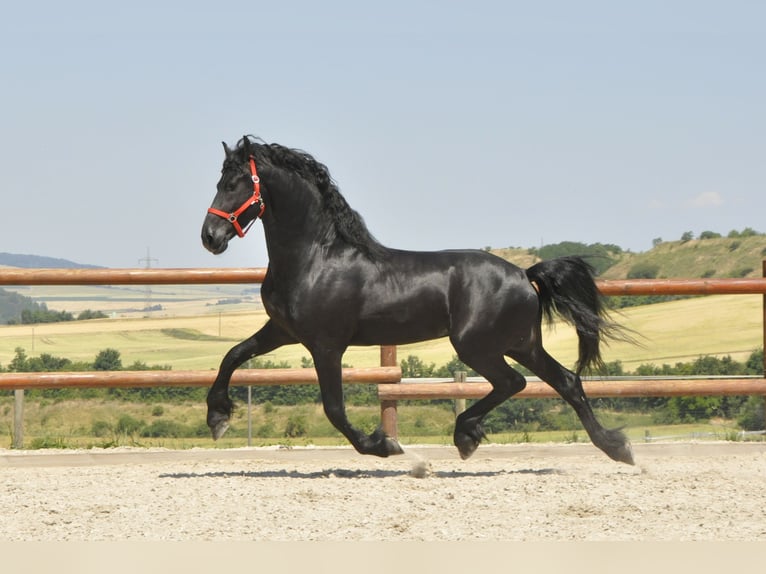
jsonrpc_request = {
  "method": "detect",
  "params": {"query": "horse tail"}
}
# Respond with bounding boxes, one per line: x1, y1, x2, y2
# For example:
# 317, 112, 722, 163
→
526, 256, 624, 375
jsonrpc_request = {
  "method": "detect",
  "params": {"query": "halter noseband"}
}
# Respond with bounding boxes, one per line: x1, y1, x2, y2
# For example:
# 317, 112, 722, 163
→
207, 155, 265, 238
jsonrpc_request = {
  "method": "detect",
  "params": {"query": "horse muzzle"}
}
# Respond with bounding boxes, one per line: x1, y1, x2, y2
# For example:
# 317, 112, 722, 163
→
201, 216, 232, 255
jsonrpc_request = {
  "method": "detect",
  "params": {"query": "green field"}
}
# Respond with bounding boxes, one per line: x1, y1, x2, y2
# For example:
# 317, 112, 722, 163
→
1, 291, 762, 373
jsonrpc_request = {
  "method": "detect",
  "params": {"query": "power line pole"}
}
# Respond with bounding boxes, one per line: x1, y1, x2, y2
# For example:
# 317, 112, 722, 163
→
138, 247, 159, 315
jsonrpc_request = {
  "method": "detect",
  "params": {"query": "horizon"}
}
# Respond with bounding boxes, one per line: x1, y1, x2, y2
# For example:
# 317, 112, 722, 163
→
3, 225, 765, 270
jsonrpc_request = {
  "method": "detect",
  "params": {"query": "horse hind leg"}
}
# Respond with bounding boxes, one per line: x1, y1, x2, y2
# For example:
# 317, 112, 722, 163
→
452, 351, 527, 460
512, 348, 634, 465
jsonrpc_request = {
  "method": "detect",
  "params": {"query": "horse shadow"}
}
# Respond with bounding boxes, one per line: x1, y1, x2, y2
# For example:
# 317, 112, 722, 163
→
158, 467, 563, 480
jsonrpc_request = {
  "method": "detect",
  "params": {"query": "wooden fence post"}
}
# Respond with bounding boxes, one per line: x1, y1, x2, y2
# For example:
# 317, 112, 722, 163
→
379, 346, 398, 438
13, 389, 24, 449
454, 371, 467, 418
247, 385, 253, 448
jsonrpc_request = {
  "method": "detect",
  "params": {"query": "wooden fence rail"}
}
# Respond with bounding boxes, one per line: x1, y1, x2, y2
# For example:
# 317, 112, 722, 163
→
1, 266, 766, 292
597, 277, 766, 295
1, 265, 765, 447
0, 367, 401, 391
0, 267, 267, 286
379, 377, 766, 401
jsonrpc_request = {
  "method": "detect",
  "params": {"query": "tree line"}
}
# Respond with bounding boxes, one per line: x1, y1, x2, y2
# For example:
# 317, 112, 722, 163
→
0, 287, 107, 324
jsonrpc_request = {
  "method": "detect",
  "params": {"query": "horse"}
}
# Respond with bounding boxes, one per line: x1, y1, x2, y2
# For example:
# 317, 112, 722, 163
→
201, 135, 635, 465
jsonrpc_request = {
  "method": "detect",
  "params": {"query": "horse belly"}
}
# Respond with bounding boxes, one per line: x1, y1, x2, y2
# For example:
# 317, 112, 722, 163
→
352, 301, 450, 346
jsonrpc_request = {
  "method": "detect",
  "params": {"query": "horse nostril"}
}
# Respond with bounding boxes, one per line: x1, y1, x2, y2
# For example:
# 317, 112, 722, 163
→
202, 226, 216, 248
201, 224, 229, 254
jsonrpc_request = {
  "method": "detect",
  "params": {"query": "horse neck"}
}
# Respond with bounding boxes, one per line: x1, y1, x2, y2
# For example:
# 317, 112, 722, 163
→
261, 176, 335, 271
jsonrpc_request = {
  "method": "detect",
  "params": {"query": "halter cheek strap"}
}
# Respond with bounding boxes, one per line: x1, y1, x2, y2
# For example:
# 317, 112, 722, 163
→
207, 155, 265, 238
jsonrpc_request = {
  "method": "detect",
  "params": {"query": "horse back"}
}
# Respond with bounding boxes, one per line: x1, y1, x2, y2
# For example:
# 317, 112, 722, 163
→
350, 249, 534, 345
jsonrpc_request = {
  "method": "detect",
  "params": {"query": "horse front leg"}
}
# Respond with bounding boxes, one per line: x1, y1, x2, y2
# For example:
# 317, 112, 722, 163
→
207, 320, 294, 440
313, 349, 404, 457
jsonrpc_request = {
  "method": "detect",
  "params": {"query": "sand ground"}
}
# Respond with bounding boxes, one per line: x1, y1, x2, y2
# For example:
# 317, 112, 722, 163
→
1, 442, 764, 541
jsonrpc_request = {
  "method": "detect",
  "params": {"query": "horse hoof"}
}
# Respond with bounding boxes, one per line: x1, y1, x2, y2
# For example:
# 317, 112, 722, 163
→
601, 428, 635, 465
210, 419, 230, 441
612, 443, 635, 465
385, 437, 404, 456
454, 433, 479, 460
367, 427, 404, 457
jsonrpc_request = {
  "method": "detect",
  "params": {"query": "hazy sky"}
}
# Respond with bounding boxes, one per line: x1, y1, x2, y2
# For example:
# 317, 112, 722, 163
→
1, 1, 764, 269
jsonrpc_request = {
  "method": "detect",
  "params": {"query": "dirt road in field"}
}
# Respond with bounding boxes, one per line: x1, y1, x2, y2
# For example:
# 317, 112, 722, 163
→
1, 442, 764, 541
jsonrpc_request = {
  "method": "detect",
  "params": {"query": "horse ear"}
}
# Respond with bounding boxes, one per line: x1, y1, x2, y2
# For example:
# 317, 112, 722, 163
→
222, 141, 232, 158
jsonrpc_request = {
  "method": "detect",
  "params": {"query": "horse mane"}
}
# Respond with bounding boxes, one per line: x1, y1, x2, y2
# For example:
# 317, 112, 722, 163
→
234, 136, 389, 261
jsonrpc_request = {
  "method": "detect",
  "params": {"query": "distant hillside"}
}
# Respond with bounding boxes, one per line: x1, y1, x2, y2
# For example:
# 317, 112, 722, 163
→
485, 247, 540, 270
600, 235, 766, 279
491, 234, 766, 280
0, 252, 102, 269
0, 253, 103, 323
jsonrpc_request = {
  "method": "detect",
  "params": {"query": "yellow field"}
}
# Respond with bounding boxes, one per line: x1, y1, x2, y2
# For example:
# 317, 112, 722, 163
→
0, 291, 762, 372
541, 294, 764, 371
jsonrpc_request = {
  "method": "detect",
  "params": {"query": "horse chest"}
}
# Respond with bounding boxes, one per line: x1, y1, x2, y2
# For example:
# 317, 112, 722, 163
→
261, 278, 352, 336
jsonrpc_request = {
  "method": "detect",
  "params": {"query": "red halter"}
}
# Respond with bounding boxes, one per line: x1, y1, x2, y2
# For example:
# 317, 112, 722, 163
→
207, 155, 265, 238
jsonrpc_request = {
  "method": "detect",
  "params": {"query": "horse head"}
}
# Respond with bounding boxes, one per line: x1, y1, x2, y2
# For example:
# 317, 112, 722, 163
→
201, 136, 265, 254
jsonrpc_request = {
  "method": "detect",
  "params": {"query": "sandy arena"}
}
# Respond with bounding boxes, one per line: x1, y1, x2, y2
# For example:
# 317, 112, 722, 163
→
1, 442, 764, 541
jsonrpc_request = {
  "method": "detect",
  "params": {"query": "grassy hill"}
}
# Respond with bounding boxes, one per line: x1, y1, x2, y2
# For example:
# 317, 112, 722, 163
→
601, 235, 766, 279
490, 235, 766, 279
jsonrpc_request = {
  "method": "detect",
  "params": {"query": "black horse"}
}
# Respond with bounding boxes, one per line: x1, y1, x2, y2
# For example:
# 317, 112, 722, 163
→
201, 135, 634, 465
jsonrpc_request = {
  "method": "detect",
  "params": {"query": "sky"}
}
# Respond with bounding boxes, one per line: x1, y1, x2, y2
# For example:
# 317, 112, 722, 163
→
1, 1, 764, 269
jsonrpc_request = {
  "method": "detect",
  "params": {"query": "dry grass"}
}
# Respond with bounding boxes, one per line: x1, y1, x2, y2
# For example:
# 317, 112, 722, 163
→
1, 393, 748, 451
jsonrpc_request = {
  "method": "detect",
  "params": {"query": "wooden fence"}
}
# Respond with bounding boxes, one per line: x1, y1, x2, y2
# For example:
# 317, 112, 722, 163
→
1, 264, 766, 447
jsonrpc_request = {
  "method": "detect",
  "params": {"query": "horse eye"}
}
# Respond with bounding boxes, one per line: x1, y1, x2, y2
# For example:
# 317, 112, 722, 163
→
222, 177, 239, 192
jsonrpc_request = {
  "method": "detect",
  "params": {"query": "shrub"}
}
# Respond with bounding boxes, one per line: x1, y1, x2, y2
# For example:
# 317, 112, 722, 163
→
141, 419, 186, 438
115, 414, 145, 436
627, 262, 660, 279
284, 413, 307, 437
30, 436, 70, 449
91, 420, 113, 437
255, 422, 276, 438
77, 309, 108, 320
737, 397, 765, 431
